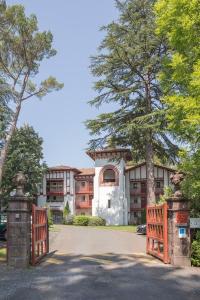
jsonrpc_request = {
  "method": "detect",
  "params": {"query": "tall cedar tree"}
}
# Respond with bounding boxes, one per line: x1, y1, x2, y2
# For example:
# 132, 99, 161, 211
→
1, 125, 46, 206
0, 2, 63, 195
86, 0, 179, 204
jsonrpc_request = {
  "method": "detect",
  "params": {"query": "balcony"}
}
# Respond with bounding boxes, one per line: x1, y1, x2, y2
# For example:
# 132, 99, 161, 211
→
46, 190, 64, 196
75, 200, 92, 209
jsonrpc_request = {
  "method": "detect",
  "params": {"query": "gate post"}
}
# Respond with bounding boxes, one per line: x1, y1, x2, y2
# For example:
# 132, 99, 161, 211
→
7, 172, 31, 268
167, 172, 191, 267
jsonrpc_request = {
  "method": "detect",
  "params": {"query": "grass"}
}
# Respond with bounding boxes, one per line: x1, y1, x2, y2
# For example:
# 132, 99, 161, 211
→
49, 225, 62, 232
0, 248, 6, 262
91, 225, 137, 233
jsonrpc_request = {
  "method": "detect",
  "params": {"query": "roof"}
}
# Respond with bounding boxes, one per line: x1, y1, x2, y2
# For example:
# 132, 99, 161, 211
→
78, 168, 95, 176
48, 165, 80, 173
86, 148, 132, 161
125, 162, 176, 173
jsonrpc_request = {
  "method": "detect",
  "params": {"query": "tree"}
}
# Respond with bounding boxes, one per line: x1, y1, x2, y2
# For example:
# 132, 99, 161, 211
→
155, 0, 200, 214
1, 125, 46, 205
154, 0, 200, 143
86, 0, 179, 204
0, 2, 63, 189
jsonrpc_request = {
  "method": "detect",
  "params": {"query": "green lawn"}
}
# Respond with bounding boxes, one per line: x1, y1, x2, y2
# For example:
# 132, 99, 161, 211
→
91, 225, 137, 233
0, 248, 6, 262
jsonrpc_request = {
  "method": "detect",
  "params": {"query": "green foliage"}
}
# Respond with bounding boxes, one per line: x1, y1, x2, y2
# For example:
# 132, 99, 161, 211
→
179, 150, 200, 217
47, 208, 53, 227
158, 186, 173, 204
63, 214, 74, 225
141, 209, 146, 224
88, 216, 106, 226
72, 215, 106, 226
63, 201, 70, 221
1, 125, 46, 203
155, 0, 200, 143
86, 0, 179, 164
191, 240, 200, 267
73, 215, 90, 226
0, 2, 63, 184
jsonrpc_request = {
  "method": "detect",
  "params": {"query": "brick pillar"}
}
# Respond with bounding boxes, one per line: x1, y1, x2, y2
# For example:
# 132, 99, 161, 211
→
167, 172, 191, 267
7, 172, 31, 268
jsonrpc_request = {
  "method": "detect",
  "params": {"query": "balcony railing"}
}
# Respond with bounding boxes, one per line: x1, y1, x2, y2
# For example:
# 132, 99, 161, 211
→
75, 187, 93, 194
75, 200, 92, 209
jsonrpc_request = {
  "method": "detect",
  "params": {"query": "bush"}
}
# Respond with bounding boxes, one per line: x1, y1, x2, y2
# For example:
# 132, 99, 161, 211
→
63, 214, 74, 225
47, 208, 53, 226
73, 215, 90, 226
88, 216, 106, 226
191, 240, 200, 267
72, 215, 106, 226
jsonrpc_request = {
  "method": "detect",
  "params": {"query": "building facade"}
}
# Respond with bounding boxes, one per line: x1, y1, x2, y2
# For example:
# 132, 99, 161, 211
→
37, 148, 174, 225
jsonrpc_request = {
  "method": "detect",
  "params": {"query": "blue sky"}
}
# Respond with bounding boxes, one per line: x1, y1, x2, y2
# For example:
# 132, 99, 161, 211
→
7, 0, 119, 168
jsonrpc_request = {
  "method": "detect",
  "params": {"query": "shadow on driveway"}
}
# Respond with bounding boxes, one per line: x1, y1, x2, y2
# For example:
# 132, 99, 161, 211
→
0, 251, 199, 300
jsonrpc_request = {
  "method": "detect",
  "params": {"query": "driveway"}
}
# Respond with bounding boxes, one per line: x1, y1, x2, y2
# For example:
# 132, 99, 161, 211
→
0, 226, 199, 300
49, 225, 146, 255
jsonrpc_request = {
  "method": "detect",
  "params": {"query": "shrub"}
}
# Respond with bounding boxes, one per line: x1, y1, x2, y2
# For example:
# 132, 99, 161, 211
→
88, 216, 106, 226
191, 240, 200, 267
63, 214, 74, 225
73, 215, 90, 226
47, 208, 53, 226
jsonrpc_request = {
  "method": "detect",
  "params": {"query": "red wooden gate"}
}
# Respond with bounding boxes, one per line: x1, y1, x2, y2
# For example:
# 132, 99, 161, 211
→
31, 204, 49, 265
146, 203, 169, 264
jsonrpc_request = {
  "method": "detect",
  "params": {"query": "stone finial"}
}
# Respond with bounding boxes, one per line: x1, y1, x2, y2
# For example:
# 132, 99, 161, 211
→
13, 172, 27, 196
170, 171, 184, 198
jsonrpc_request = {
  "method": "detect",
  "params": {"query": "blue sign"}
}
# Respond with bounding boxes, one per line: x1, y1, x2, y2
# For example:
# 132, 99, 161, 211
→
179, 227, 187, 238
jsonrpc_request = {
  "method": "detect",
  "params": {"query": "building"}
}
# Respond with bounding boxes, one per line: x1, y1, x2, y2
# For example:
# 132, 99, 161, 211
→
37, 148, 174, 225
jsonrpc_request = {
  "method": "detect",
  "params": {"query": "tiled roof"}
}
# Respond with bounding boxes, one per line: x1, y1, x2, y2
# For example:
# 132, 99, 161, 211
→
125, 162, 176, 172
78, 168, 95, 176
48, 165, 80, 173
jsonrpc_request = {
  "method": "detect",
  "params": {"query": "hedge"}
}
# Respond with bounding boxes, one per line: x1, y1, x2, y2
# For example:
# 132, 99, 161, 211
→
72, 215, 106, 226
191, 230, 200, 267
88, 216, 106, 226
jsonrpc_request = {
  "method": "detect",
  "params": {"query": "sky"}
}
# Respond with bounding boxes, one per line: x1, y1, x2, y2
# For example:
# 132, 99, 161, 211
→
7, 0, 119, 168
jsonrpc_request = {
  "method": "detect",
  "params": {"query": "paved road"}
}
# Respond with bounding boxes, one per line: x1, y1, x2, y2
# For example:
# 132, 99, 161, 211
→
0, 226, 199, 300
50, 225, 146, 255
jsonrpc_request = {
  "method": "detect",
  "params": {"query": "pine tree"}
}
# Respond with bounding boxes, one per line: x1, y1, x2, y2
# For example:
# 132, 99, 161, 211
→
86, 0, 178, 204
0, 2, 63, 193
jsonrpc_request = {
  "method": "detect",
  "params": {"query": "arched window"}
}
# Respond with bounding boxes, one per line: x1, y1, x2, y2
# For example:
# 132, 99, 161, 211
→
99, 165, 119, 186
103, 169, 115, 183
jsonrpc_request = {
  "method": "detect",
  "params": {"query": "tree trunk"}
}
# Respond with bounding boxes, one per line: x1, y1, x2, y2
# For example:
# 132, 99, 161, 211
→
0, 102, 21, 210
146, 130, 155, 205
145, 73, 156, 206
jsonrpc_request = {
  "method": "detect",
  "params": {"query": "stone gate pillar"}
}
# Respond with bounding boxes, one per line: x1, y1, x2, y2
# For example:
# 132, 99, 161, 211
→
7, 172, 31, 268
167, 172, 191, 267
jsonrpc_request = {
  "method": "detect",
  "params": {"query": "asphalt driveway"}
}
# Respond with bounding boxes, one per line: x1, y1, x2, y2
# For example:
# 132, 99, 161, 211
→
0, 226, 199, 300
49, 225, 146, 255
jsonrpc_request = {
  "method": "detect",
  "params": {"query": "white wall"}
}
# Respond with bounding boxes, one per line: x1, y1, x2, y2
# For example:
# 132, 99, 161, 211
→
93, 158, 127, 225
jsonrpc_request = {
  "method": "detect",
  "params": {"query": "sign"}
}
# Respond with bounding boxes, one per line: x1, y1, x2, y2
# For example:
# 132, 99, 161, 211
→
190, 218, 200, 229
176, 211, 189, 224
179, 227, 187, 238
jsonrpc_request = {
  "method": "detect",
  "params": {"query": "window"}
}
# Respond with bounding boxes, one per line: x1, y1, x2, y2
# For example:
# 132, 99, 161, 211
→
141, 182, 146, 192
81, 181, 86, 187
134, 212, 138, 218
108, 199, 111, 209
134, 198, 138, 204
103, 169, 115, 183
131, 182, 137, 189
47, 196, 50, 202
156, 181, 161, 188
89, 195, 93, 200
81, 195, 86, 202
53, 196, 56, 201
